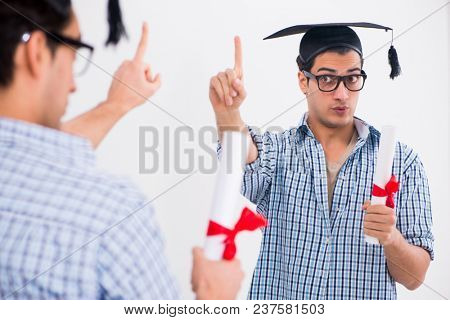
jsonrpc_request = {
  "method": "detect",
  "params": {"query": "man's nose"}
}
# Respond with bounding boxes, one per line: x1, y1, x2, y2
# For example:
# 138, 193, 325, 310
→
69, 77, 77, 93
333, 81, 349, 100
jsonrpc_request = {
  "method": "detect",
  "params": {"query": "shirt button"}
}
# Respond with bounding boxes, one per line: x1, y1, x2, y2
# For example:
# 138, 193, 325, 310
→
325, 238, 330, 244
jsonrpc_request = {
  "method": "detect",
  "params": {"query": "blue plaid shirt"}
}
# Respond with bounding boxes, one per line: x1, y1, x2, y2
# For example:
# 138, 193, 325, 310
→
240, 113, 434, 300
0, 117, 179, 299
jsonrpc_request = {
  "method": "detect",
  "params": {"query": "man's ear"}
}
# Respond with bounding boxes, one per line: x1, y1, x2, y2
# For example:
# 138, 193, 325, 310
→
298, 70, 309, 94
22, 31, 51, 79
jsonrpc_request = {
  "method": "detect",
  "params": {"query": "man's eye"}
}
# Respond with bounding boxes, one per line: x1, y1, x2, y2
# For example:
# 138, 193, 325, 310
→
320, 76, 334, 83
347, 75, 359, 83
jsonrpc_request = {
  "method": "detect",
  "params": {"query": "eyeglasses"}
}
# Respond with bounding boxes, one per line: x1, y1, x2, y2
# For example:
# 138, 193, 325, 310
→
303, 70, 367, 92
21, 31, 95, 76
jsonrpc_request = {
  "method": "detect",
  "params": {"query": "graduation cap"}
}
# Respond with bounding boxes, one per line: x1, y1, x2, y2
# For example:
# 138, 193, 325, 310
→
264, 22, 401, 79
43, 0, 127, 46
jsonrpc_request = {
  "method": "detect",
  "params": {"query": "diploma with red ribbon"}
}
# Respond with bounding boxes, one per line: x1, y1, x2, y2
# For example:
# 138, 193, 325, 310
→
207, 206, 267, 260
372, 175, 399, 209
366, 125, 399, 245
204, 131, 268, 260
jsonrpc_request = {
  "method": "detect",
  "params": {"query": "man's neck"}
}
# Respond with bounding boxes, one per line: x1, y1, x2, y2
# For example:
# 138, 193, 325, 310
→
307, 117, 356, 149
0, 86, 41, 124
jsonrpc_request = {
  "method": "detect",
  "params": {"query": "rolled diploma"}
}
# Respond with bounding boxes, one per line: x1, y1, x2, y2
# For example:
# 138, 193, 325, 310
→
365, 125, 397, 245
204, 131, 248, 260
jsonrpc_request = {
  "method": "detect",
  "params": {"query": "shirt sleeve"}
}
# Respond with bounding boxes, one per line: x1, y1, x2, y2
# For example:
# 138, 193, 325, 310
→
217, 126, 278, 217
96, 200, 180, 299
396, 155, 434, 260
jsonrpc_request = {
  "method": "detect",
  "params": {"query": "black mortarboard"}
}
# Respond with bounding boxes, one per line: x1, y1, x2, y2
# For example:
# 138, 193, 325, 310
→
264, 22, 401, 79
43, 0, 127, 46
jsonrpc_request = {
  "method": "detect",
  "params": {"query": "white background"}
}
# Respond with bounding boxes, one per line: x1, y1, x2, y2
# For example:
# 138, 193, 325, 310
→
66, 0, 449, 299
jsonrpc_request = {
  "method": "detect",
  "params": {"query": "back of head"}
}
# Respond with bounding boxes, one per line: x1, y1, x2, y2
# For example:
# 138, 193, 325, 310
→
0, 0, 72, 87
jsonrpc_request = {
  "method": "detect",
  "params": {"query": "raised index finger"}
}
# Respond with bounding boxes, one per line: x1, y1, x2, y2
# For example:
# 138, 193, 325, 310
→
233, 36, 243, 77
133, 22, 149, 62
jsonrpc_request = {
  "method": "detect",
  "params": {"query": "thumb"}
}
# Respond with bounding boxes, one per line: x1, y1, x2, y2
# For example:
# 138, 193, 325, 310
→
144, 64, 152, 81
362, 200, 371, 210
231, 78, 246, 100
148, 73, 162, 92
192, 246, 205, 262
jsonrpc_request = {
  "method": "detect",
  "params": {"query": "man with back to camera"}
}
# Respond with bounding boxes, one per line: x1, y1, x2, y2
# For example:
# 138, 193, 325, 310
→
208, 23, 434, 299
0, 0, 244, 299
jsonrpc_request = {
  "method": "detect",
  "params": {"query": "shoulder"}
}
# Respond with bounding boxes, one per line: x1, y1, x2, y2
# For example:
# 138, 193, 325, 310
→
45, 165, 154, 235
248, 125, 299, 150
366, 125, 422, 176
79, 168, 152, 219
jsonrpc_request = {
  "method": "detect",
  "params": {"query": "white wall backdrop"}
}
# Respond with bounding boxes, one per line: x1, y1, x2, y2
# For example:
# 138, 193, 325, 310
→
67, 0, 449, 299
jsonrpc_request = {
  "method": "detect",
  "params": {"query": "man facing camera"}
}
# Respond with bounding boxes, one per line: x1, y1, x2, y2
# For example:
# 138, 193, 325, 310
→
209, 25, 433, 299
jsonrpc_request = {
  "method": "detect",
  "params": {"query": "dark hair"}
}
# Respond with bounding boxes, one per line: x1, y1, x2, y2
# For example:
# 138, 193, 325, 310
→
0, 0, 72, 87
296, 46, 364, 73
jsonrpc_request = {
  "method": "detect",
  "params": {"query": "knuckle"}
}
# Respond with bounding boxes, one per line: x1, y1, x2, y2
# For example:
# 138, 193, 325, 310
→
389, 214, 396, 224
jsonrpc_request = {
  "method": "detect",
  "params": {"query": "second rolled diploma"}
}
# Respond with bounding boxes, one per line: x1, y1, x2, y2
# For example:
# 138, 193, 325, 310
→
365, 125, 400, 245
204, 131, 267, 260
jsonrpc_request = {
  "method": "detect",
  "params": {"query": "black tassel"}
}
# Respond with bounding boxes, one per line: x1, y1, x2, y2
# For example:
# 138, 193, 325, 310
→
105, 0, 127, 46
388, 45, 401, 79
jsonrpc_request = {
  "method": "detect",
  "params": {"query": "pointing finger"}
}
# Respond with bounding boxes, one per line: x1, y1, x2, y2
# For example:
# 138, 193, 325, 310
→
233, 36, 243, 78
134, 22, 149, 62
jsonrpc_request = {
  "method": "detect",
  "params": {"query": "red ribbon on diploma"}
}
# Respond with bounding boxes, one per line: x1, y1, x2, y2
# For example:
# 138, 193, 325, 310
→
207, 207, 268, 260
372, 175, 399, 208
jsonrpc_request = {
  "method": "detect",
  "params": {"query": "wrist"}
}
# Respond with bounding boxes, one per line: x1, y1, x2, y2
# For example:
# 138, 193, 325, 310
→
215, 110, 245, 132
195, 285, 217, 300
383, 228, 404, 249
101, 99, 130, 118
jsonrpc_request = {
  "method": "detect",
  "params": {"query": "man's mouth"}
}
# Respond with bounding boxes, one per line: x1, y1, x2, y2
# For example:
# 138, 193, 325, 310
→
331, 106, 349, 115
332, 106, 348, 111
